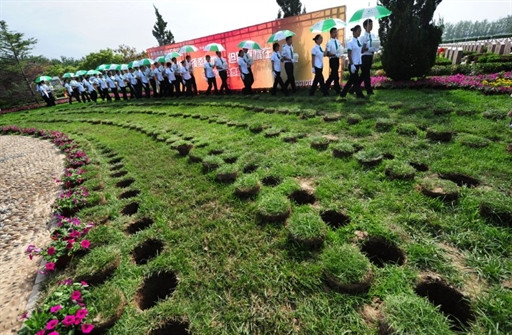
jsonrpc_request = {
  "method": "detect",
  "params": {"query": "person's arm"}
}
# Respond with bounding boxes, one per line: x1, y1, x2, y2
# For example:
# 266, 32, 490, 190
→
326, 41, 335, 57
347, 50, 356, 74
204, 65, 207, 79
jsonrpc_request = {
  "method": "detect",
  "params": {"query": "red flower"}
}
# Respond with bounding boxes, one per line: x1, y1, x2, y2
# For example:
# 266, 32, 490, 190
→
46, 319, 59, 330
62, 315, 75, 327
81, 240, 90, 249
81, 324, 94, 334
45, 262, 55, 271
71, 290, 81, 301
47, 247, 56, 256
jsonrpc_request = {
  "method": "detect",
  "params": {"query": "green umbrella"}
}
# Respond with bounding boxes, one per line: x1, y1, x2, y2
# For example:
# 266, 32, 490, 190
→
164, 52, 182, 62
117, 64, 129, 71
349, 6, 392, 23
75, 70, 88, 77
154, 56, 166, 63
106, 64, 119, 71
203, 43, 225, 52
86, 70, 101, 76
237, 40, 262, 50
178, 45, 198, 54
309, 18, 346, 33
34, 76, 52, 83
267, 30, 295, 43
95, 64, 110, 71
62, 72, 75, 79
128, 60, 140, 68
138, 58, 154, 66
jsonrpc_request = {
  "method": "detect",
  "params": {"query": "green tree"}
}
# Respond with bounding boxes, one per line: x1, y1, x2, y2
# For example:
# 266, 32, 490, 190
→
152, 5, 174, 46
379, 0, 443, 81
114, 44, 148, 63
0, 20, 39, 104
276, 0, 303, 18
78, 48, 124, 70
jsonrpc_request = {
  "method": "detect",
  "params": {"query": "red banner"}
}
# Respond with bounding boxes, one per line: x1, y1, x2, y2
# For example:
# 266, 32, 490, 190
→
147, 5, 346, 91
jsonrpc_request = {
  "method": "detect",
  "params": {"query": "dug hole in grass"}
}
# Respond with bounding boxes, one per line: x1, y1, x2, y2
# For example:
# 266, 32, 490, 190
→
149, 320, 190, 335
322, 243, 373, 294
479, 190, 512, 227
257, 193, 291, 223
287, 210, 327, 249
136, 270, 178, 310
359, 236, 406, 268
132, 238, 164, 265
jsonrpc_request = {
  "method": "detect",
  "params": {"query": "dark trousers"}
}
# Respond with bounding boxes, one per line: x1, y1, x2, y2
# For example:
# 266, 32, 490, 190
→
247, 68, 254, 86
271, 71, 286, 95
325, 58, 341, 93
68, 91, 75, 104
166, 80, 175, 97
80, 91, 91, 102
150, 79, 157, 97
190, 75, 197, 95
242, 72, 253, 94
218, 70, 229, 93
158, 80, 165, 97
135, 80, 143, 98
174, 76, 182, 97
184, 79, 193, 96
102, 88, 112, 101
361, 55, 374, 94
128, 84, 135, 99
89, 90, 98, 102
119, 86, 128, 100
206, 77, 218, 95
111, 87, 120, 101
309, 67, 327, 96
72, 88, 82, 103
97, 87, 105, 100
142, 82, 150, 98
341, 65, 364, 97
284, 62, 296, 92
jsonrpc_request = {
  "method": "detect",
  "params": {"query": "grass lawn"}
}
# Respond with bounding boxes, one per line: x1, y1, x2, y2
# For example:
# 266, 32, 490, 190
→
2, 88, 512, 334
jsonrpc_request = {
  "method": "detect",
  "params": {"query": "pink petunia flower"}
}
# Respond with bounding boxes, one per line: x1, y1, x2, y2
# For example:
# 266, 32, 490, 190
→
81, 324, 95, 334
45, 262, 55, 271
47, 247, 56, 256
46, 319, 59, 330
50, 305, 62, 313
81, 240, 90, 249
36, 330, 45, 335
81, 281, 88, 287
71, 290, 81, 301
75, 308, 87, 319
48, 331, 60, 335
62, 315, 75, 326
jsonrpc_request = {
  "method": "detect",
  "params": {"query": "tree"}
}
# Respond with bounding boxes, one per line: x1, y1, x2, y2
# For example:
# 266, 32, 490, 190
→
276, 0, 303, 18
114, 44, 147, 63
152, 5, 174, 46
0, 20, 39, 104
378, 0, 443, 81
78, 49, 124, 71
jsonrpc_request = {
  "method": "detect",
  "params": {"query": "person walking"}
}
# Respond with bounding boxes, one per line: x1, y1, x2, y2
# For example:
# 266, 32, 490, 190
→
360, 19, 377, 95
84, 76, 98, 103
214, 51, 229, 94
76, 80, 91, 103
97, 73, 111, 101
106, 72, 120, 101
38, 81, 56, 106
340, 25, 365, 99
63, 79, 76, 104
238, 49, 252, 94
139, 66, 151, 98
242, 48, 255, 89
164, 61, 176, 97
185, 55, 198, 95
309, 34, 328, 96
154, 62, 165, 97
282, 36, 296, 93
204, 55, 218, 95
325, 27, 343, 94
270, 42, 287, 96
69, 78, 82, 103
180, 60, 193, 97
124, 69, 137, 99
115, 70, 128, 100
172, 58, 182, 97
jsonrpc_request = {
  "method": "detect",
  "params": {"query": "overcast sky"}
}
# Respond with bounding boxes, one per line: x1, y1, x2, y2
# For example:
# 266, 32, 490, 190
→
0, 0, 510, 60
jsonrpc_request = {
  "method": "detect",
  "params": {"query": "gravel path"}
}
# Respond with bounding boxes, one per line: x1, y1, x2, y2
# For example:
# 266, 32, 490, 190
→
0, 135, 65, 334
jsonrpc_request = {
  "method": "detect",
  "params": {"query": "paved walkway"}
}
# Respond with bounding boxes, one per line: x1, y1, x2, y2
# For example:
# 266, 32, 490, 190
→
0, 135, 64, 334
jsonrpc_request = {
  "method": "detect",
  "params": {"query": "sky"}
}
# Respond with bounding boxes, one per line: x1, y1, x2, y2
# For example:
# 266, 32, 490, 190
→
0, 0, 510, 60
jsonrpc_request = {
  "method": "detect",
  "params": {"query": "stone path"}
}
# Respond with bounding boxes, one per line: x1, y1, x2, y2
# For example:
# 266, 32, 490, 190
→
0, 135, 65, 334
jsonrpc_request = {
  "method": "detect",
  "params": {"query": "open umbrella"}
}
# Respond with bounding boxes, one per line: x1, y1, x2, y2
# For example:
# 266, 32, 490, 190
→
164, 52, 182, 62
95, 64, 110, 71
349, 6, 392, 23
128, 60, 140, 68
154, 56, 166, 63
267, 30, 295, 43
203, 43, 225, 52
106, 64, 119, 71
62, 72, 75, 79
117, 64, 129, 71
75, 70, 88, 77
34, 76, 52, 83
238, 40, 262, 50
138, 58, 154, 66
178, 45, 198, 54
310, 18, 346, 33
86, 70, 101, 76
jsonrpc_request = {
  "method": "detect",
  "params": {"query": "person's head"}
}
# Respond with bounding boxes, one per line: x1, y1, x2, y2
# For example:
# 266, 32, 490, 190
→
99, 73, 103, 77
40, 80, 45, 84
285, 36, 293, 45
363, 19, 373, 32
313, 34, 323, 45
242, 48, 248, 54
180, 60, 186, 66
205, 55, 211, 61
64, 79, 69, 83
351, 25, 362, 38
238, 49, 244, 57
330, 27, 338, 38
272, 42, 280, 52
186, 55, 191, 61
166, 62, 172, 68
215, 51, 221, 57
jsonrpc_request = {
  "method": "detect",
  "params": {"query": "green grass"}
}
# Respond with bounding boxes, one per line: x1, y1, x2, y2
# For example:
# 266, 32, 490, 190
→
2, 88, 512, 334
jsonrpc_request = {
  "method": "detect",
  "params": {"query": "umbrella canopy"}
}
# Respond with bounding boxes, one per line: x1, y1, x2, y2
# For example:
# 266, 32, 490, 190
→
95, 64, 110, 71
75, 70, 88, 77
34, 75, 52, 83
154, 56, 166, 63
178, 45, 198, 54
267, 30, 295, 43
310, 18, 347, 33
117, 64, 129, 71
128, 60, 140, 68
349, 6, 392, 23
106, 64, 119, 71
138, 58, 154, 66
238, 40, 262, 50
62, 72, 75, 79
164, 52, 182, 62
86, 70, 101, 76
203, 43, 225, 52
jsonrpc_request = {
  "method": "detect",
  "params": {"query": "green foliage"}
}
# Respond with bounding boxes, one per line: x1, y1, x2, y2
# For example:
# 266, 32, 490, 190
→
458, 134, 490, 148
276, 0, 304, 18
321, 243, 370, 284
442, 16, 512, 41
78, 49, 124, 71
257, 193, 291, 218
379, 0, 443, 80
396, 123, 418, 136
152, 5, 175, 46
288, 210, 326, 244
